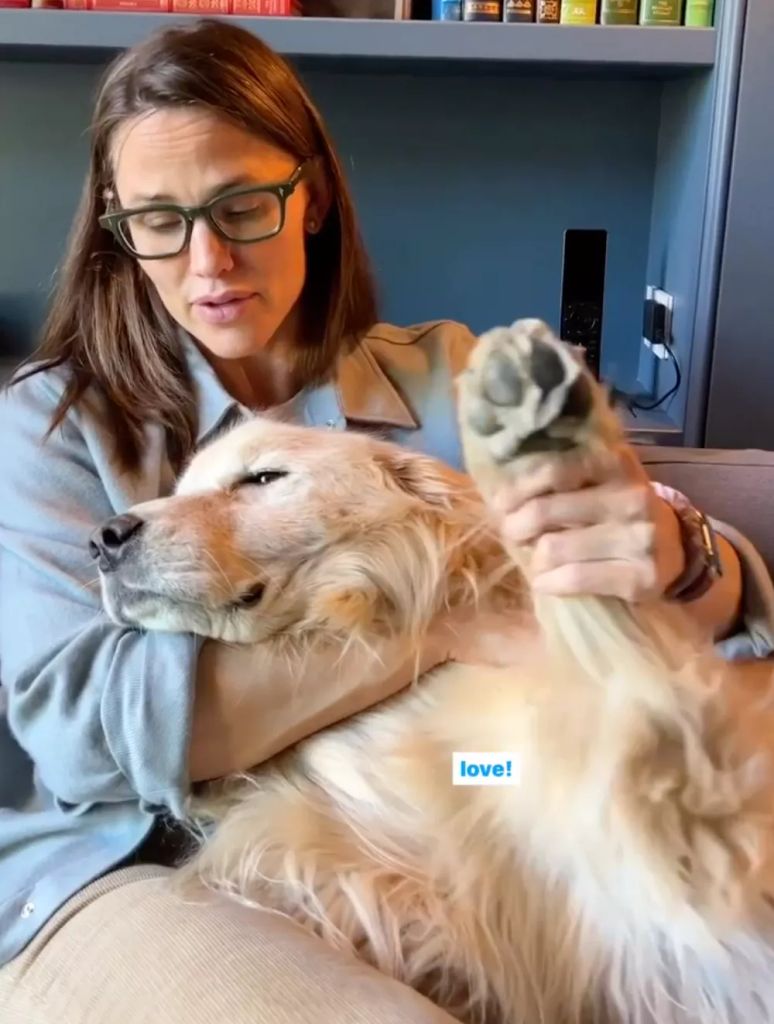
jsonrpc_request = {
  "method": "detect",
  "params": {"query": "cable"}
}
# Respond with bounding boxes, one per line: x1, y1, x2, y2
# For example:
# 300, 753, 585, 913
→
627, 344, 681, 416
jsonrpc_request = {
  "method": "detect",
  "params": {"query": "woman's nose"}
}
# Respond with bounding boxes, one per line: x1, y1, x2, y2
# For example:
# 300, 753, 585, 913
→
187, 219, 234, 277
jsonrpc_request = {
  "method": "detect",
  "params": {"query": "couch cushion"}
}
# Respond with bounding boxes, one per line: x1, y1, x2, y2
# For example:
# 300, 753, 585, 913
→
637, 447, 774, 579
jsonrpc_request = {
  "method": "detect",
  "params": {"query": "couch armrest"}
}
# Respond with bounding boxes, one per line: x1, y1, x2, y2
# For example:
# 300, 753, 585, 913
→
636, 446, 774, 581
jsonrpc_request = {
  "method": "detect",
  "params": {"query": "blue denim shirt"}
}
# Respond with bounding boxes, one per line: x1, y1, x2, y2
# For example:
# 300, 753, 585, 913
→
0, 319, 480, 966
1, 319, 772, 966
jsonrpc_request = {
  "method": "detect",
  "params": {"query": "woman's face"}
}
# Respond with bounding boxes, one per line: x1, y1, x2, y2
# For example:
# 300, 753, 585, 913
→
110, 107, 320, 362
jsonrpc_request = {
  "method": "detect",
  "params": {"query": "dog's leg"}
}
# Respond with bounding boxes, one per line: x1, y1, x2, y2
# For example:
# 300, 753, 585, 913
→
456, 319, 774, 1024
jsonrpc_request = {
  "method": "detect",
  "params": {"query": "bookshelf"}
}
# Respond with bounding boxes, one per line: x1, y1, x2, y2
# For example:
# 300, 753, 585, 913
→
0, 12, 716, 73
2, 0, 767, 447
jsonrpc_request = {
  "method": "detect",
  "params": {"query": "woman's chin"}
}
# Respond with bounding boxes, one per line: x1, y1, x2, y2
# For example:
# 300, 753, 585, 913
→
189, 317, 280, 360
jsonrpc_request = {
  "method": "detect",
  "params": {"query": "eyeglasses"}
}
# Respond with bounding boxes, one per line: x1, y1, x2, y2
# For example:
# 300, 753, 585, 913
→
99, 161, 308, 260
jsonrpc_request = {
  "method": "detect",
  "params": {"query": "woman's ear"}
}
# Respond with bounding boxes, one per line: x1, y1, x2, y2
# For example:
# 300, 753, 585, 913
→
303, 158, 333, 235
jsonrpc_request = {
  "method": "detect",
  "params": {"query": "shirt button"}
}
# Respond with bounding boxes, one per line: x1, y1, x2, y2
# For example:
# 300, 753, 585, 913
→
20, 901, 35, 918
326, 419, 336, 429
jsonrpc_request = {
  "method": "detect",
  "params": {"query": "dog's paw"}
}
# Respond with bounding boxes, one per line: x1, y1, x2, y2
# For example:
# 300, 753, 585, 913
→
458, 318, 621, 494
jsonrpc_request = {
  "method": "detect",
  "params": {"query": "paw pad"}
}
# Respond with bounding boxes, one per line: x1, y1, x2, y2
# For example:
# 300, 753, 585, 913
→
460, 318, 594, 465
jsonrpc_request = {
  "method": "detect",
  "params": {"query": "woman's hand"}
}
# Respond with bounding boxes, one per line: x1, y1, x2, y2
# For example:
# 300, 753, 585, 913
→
488, 441, 743, 640
492, 443, 685, 602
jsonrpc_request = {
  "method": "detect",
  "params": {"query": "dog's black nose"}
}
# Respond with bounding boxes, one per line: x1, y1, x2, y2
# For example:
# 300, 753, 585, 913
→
89, 513, 144, 571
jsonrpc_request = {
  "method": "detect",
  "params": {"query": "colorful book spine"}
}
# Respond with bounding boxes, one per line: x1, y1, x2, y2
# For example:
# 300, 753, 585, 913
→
63, 0, 296, 9
600, 0, 637, 22
503, 0, 535, 20
560, 0, 597, 23
639, 0, 680, 24
0, 0, 32, 6
684, 0, 712, 25
537, 0, 560, 20
64, 0, 170, 9
462, 0, 502, 19
172, 0, 229, 11
232, 0, 294, 10
432, 0, 462, 16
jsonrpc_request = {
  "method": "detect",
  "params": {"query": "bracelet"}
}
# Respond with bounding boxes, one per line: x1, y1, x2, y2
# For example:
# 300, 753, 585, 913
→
651, 482, 723, 603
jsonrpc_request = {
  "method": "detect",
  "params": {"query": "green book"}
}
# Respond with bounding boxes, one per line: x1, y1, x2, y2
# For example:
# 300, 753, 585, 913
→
639, 0, 681, 24
560, 0, 597, 23
600, 0, 637, 23
684, 0, 713, 25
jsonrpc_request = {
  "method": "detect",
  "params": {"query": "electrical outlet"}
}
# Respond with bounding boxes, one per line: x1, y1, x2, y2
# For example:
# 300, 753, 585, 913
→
642, 286, 674, 360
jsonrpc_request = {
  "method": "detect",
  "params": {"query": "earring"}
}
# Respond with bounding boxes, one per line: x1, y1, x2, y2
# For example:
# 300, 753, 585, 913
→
306, 218, 317, 233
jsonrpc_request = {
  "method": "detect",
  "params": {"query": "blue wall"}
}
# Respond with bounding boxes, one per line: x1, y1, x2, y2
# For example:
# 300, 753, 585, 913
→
1, 61, 662, 391
640, 73, 714, 422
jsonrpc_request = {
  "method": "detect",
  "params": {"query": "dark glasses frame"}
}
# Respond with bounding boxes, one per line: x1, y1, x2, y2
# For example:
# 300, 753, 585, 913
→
99, 160, 309, 260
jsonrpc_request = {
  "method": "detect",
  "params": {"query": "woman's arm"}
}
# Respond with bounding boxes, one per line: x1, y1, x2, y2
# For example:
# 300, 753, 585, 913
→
1, 372, 469, 801
0, 374, 450, 813
189, 632, 449, 782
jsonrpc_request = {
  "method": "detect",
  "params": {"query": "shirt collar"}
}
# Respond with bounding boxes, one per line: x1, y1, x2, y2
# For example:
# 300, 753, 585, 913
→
182, 331, 419, 446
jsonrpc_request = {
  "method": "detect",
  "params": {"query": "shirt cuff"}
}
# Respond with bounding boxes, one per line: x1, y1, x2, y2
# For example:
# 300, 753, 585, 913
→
711, 517, 774, 662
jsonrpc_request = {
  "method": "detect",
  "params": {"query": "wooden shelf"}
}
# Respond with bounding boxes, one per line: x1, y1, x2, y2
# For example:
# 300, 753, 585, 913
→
0, 11, 717, 74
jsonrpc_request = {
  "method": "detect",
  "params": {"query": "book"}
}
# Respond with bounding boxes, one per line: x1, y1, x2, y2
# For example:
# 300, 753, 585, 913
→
172, 0, 229, 11
560, 0, 597, 23
302, 0, 407, 14
537, 0, 559, 20
232, 0, 294, 10
684, 0, 712, 25
64, 0, 170, 8
432, 0, 462, 16
462, 0, 502, 19
63, 0, 297, 9
639, 0, 681, 24
600, 0, 637, 22
0, 0, 32, 6
504, 0, 535, 19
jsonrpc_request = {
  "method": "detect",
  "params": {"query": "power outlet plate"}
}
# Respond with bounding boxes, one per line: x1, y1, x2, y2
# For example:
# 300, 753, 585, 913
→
642, 286, 674, 360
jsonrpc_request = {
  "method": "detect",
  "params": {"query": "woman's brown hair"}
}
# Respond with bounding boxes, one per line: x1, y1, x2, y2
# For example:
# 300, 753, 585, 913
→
15, 18, 378, 473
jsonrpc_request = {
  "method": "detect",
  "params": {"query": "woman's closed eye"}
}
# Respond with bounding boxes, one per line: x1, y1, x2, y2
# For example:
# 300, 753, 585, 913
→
132, 211, 184, 233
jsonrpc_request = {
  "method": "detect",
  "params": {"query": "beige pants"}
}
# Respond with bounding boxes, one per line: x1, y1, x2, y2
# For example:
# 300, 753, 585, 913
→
0, 866, 457, 1024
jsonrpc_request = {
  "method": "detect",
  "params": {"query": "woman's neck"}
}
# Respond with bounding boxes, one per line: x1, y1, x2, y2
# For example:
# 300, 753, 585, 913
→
214, 350, 301, 411
207, 306, 306, 410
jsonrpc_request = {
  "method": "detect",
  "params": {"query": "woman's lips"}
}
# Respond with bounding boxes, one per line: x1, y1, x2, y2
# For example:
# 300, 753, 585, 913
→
193, 294, 257, 325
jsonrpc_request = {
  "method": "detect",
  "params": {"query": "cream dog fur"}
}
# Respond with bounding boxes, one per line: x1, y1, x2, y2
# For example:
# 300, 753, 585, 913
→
96, 319, 774, 1024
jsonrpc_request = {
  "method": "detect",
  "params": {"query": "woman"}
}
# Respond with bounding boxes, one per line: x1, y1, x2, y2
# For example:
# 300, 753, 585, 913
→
0, 18, 770, 1024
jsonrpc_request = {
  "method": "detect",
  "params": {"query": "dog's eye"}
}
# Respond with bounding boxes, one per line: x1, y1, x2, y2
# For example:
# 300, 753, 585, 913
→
235, 583, 265, 608
240, 470, 288, 487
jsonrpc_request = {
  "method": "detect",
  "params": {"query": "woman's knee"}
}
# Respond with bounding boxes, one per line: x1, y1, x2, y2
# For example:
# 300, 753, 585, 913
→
2, 867, 456, 1024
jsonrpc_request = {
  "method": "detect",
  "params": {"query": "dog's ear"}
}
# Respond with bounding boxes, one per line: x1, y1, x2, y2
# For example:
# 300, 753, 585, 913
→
377, 448, 462, 510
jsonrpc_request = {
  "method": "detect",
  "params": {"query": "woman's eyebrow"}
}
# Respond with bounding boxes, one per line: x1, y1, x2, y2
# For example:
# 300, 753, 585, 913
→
127, 175, 262, 206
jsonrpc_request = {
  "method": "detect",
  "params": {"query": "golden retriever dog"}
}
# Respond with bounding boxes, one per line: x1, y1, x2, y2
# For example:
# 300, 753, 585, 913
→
94, 319, 774, 1023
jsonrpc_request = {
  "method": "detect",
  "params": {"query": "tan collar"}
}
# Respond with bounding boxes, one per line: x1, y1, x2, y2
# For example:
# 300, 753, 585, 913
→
335, 339, 419, 430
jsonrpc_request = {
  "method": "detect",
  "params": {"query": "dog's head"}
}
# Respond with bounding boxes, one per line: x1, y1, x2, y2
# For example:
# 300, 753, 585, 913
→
91, 417, 480, 644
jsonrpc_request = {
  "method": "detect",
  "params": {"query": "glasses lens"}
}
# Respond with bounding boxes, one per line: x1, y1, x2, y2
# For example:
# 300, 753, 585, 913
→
119, 210, 187, 258
211, 189, 282, 242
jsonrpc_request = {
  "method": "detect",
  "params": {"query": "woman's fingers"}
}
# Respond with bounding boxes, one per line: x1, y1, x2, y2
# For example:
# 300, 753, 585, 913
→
491, 444, 626, 514
530, 521, 656, 576
502, 481, 654, 545
531, 559, 659, 602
